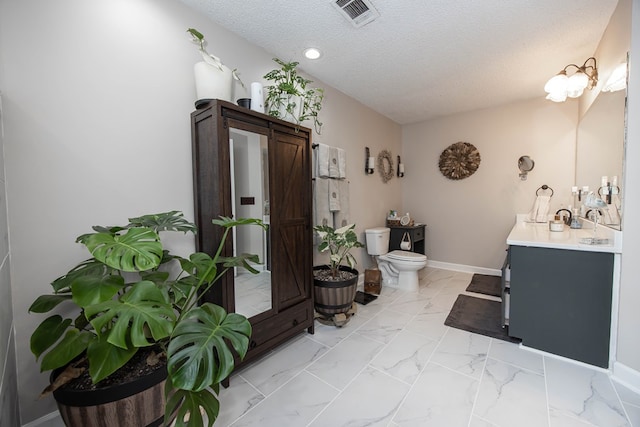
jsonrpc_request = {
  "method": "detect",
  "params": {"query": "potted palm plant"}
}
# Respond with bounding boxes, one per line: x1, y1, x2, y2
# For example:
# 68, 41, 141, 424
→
263, 58, 324, 134
29, 211, 265, 427
312, 224, 364, 320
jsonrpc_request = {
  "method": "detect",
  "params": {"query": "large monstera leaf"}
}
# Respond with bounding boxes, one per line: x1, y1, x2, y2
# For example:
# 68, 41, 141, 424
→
165, 377, 220, 427
77, 227, 163, 272
167, 303, 251, 392
84, 281, 176, 349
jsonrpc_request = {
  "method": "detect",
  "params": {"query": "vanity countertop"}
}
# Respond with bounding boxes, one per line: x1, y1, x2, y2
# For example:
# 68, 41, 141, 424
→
506, 215, 622, 254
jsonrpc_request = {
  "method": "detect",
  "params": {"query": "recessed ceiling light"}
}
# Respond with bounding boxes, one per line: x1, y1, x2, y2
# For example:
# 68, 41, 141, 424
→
303, 48, 322, 60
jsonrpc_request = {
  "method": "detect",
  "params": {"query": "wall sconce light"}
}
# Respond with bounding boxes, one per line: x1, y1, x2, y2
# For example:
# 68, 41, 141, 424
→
602, 62, 627, 93
544, 57, 598, 102
365, 147, 375, 174
397, 155, 405, 177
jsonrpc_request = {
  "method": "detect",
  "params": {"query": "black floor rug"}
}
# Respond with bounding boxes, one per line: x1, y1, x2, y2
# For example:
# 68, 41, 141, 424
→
354, 291, 378, 305
444, 294, 521, 343
465, 274, 501, 297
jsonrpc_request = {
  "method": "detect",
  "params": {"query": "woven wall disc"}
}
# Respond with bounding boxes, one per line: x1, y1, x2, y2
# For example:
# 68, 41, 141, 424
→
438, 142, 481, 180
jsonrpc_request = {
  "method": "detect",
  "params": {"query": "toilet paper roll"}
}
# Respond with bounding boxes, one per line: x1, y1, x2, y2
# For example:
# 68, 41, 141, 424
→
250, 82, 264, 113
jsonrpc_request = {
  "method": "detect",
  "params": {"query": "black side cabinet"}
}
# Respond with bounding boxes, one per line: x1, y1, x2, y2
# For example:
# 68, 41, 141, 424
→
388, 224, 426, 254
508, 245, 614, 368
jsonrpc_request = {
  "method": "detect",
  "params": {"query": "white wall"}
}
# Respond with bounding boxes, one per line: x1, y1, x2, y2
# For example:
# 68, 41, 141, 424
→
0, 0, 401, 423
0, 27, 21, 427
617, 0, 640, 375
402, 98, 577, 269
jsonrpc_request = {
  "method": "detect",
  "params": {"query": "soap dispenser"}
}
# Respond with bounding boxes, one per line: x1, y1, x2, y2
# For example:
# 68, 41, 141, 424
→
570, 208, 582, 229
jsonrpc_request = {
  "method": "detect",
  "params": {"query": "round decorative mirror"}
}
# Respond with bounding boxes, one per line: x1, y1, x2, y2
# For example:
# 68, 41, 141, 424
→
518, 155, 535, 180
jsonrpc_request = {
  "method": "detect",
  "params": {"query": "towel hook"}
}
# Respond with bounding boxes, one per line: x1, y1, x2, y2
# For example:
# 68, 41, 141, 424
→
536, 184, 554, 197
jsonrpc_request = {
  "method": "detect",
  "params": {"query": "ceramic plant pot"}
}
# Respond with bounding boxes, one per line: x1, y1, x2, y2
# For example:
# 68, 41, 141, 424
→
193, 61, 233, 108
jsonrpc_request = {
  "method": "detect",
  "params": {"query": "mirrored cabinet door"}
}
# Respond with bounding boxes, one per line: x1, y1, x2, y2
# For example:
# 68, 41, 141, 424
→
229, 128, 273, 318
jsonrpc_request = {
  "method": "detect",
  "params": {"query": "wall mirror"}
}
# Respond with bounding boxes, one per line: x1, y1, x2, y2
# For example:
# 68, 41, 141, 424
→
229, 128, 272, 318
575, 79, 626, 230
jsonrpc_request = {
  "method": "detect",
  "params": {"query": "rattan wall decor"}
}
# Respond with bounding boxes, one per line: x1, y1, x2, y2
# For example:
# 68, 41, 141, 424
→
377, 149, 394, 183
438, 142, 481, 180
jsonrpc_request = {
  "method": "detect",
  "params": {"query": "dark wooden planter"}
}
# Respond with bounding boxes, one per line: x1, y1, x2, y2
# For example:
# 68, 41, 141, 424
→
313, 265, 359, 316
52, 364, 167, 427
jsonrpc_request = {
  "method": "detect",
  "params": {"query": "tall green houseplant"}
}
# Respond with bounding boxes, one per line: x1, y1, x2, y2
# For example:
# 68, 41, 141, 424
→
29, 211, 265, 426
313, 223, 364, 279
264, 58, 324, 134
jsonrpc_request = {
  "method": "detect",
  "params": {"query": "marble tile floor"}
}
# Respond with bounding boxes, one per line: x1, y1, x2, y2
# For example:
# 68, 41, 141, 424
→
41, 267, 639, 427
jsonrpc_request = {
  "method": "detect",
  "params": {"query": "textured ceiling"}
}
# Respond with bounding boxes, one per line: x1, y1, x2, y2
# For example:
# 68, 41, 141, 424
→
178, 0, 619, 124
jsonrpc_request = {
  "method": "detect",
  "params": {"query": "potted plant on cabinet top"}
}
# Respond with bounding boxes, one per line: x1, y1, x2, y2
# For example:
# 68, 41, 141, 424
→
312, 224, 364, 322
29, 211, 265, 427
263, 58, 324, 134
188, 27, 244, 108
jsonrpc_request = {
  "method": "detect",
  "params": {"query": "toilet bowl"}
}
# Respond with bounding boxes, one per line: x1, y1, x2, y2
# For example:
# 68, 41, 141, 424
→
365, 227, 427, 292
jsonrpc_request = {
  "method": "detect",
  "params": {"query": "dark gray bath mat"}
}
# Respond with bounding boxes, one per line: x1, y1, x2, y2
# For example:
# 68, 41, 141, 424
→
465, 274, 501, 297
444, 294, 520, 343
354, 291, 378, 305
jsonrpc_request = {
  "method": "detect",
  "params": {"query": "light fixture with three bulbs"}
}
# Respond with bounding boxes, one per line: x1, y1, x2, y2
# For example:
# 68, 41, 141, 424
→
544, 57, 598, 102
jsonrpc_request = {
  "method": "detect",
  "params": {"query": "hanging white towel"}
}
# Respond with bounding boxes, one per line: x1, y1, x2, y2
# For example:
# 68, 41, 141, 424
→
527, 195, 551, 223
333, 180, 351, 228
316, 143, 330, 178
313, 178, 332, 228
337, 148, 347, 179
328, 147, 340, 178
328, 178, 340, 212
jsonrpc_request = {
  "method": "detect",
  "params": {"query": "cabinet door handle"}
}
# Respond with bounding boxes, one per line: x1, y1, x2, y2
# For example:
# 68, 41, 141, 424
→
292, 319, 299, 327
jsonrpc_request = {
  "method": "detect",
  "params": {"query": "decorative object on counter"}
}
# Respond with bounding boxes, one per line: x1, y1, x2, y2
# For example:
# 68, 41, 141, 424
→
517, 155, 535, 180
438, 141, 481, 180
397, 155, 405, 177
544, 57, 598, 102
549, 215, 565, 232
377, 149, 394, 183
28, 211, 265, 426
263, 58, 324, 134
313, 224, 364, 326
365, 147, 374, 174
555, 208, 572, 226
250, 82, 265, 113
400, 212, 412, 226
580, 192, 610, 245
188, 28, 244, 109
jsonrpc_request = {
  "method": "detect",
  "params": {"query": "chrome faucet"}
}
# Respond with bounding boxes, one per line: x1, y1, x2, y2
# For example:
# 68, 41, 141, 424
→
555, 208, 572, 226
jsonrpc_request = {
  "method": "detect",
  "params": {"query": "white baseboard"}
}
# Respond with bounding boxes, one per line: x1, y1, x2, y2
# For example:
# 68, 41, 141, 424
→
427, 260, 501, 277
22, 411, 61, 427
612, 361, 640, 394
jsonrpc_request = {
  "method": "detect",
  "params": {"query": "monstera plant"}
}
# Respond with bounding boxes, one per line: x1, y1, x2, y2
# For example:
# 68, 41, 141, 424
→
29, 211, 265, 426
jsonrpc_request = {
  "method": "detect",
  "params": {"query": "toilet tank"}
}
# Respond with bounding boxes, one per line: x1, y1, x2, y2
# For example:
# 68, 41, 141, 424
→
365, 227, 390, 255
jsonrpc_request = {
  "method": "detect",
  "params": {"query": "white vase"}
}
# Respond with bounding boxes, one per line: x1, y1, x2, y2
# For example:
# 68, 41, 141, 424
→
193, 61, 233, 108
276, 94, 303, 124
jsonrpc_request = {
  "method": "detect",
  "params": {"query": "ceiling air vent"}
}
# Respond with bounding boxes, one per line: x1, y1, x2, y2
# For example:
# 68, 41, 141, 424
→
332, 0, 380, 28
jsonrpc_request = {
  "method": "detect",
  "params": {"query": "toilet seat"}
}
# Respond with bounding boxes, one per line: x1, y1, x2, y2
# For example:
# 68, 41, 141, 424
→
386, 250, 427, 262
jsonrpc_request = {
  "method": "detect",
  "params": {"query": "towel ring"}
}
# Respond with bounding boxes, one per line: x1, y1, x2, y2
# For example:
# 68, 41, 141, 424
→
536, 185, 554, 197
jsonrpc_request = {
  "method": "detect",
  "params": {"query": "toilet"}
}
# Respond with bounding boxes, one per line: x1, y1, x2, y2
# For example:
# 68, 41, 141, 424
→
365, 227, 427, 292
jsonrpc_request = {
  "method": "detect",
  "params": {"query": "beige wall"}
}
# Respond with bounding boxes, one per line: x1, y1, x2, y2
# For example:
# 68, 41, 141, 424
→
0, 0, 399, 423
402, 98, 577, 269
